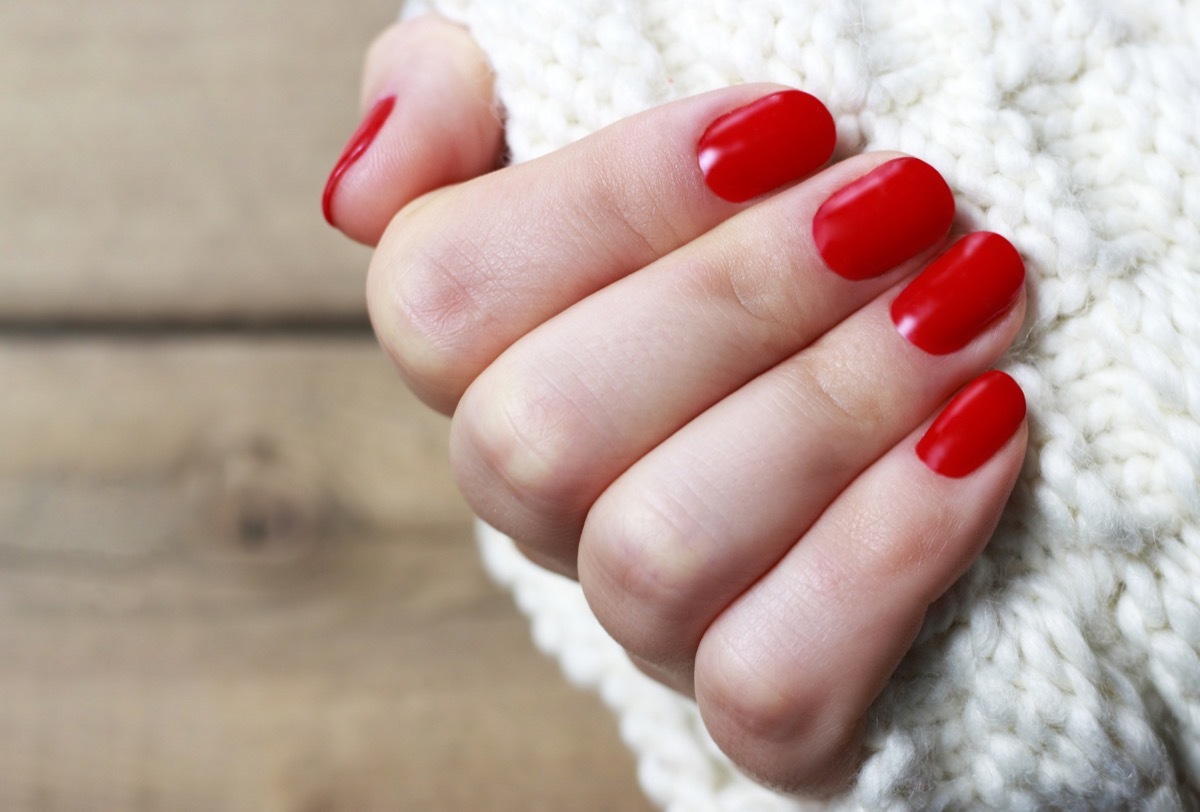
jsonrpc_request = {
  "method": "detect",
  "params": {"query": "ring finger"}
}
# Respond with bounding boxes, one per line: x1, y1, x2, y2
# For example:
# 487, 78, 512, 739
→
578, 230, 1026, 675
452, 152, 960, 562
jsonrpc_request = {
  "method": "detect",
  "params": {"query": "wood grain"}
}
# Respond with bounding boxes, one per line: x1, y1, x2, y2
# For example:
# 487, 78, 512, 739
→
0, 0, 394, 322
1, 0, 656, 805
0, 339, 653, 811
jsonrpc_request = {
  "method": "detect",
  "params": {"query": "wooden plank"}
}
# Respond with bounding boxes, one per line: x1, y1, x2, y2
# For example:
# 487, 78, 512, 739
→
0, 0, 404, 321
0, 338, 653, 811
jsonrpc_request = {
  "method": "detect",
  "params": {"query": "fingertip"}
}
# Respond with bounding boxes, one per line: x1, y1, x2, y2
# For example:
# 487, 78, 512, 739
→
690, 379, 1029, 795
323, 15, 504, 245
322, 94, 397, 228
916, 370, 1027, 480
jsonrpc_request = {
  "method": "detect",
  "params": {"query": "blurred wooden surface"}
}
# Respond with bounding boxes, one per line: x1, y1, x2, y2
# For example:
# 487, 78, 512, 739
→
0, 1, 652, 810
1, 0, 377, 321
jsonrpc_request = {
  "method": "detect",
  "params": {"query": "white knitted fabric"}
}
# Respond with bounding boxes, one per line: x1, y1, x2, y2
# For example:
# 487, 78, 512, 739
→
401, 0, 1200, 808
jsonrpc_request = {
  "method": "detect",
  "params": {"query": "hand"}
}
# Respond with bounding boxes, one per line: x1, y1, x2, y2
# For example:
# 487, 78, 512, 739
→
326, 15, 1028, 797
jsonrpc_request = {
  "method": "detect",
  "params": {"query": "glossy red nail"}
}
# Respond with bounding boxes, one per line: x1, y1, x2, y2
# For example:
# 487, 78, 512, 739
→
891, 232, 1025, 355
322, 95, 397, 227
917, 371, 1026, 478
697, 90, 837, 203
812, 157, 955, 280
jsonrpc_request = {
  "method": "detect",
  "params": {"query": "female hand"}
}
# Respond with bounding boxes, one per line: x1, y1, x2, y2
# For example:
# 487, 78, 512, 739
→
325, 15, 1028, 796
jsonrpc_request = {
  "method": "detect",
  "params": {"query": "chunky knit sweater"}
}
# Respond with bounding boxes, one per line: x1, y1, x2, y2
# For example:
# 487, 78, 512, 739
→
401, 0, 1200, 808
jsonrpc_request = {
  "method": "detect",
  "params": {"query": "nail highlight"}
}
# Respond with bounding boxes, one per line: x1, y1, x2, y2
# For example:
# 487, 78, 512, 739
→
917, 371, 1026, 478
891, 232, 1025, 355
697, 90, 837, 203
322, 95, 397, 227
812, 157, 955, 280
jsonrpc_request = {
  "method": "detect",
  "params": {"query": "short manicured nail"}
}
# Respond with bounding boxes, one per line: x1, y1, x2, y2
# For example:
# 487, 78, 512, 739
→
812, 157, 955, 280
323, 95, 397, 226
917, 371, 1026, 478
891, 232, 1025, 355
697, 90, 837, 203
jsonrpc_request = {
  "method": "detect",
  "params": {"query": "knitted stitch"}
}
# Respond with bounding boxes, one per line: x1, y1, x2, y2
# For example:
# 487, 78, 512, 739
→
402, 0, 1200, 808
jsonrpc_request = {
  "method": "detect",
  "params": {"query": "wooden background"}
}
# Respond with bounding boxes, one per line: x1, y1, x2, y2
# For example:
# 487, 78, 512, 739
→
0, 1, 652, 809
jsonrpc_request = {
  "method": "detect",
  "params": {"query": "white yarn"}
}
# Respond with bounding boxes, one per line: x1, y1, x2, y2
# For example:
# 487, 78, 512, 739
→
407, 0, 1200, 807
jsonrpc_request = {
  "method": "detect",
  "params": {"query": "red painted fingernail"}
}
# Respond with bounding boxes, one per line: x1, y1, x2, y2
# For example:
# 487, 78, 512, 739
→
891, 232, 1025, 355
917, 371, 1026, 478
812, 157, 955, 280
697, 90, 837, 203
322, 95, 397, 227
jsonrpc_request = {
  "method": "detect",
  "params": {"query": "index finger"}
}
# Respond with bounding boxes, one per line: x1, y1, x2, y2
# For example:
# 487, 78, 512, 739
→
367, 85, 837, 413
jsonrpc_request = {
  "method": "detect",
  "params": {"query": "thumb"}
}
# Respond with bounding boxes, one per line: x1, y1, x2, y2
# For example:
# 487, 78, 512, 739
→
323, 14, 503, 245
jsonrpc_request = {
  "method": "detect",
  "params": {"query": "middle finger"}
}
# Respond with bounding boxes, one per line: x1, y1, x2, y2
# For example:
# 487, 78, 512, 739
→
451, 153, 956, 563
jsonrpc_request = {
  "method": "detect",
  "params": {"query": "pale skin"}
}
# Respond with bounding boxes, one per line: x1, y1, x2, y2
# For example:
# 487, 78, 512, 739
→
327, 14, 1029, 796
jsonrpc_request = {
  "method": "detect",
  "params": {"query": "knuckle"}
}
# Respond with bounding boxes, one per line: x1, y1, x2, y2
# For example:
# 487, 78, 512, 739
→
367, 201, 492, 406
699, 640, 812, 748
785, 348, 889, 439
454, 366, 596, 523
697, 640, 863, 795
576, 151, 684, 261
581, 490, 709, 664
715, 243, 812, 346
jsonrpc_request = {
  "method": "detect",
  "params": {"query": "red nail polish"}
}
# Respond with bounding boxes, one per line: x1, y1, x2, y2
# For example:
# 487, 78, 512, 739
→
322, 95, 397, 227
917, 371, 1026, 478
891, 232, 1025, 355
812, 157, 955, 280
697, 90, 837, 203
